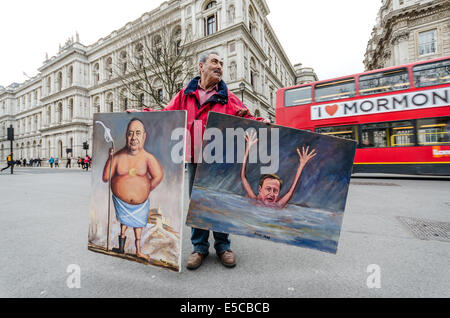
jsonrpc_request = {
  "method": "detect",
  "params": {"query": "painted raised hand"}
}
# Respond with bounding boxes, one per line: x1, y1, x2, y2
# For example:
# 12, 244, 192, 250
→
296, 146, 317, 167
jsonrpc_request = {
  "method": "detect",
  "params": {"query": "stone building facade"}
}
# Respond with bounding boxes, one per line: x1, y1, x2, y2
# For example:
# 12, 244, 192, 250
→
364, 0, 450, 70
0, 0, 316, 164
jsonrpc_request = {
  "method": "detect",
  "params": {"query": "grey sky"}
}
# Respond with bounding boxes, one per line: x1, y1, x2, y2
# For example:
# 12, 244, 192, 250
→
0, 0, 381, 87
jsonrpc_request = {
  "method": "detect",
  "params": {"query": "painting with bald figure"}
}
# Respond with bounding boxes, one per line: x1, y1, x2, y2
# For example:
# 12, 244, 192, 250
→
88, 111, 186, 272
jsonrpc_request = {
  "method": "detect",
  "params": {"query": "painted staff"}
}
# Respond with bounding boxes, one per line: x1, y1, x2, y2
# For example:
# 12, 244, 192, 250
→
95, 121, 114, 251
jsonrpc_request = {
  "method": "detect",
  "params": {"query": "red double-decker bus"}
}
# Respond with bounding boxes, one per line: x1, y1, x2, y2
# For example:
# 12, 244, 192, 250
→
276, 56, 450, 175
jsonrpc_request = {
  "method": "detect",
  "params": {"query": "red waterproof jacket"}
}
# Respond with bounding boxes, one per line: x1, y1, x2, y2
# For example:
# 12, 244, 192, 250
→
143, 77, 265, 162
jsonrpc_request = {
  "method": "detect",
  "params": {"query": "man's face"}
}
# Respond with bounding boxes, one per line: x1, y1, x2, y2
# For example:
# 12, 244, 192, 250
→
200, 54, 223, 85
257, 178, 281, 204
126, 120, 146, 152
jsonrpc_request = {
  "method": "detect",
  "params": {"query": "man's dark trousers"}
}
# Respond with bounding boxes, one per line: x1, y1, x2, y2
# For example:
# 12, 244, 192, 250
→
187, 163, 230, 255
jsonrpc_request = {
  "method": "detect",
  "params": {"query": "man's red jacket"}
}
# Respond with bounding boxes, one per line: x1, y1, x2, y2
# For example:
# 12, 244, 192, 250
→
143, 77, 265, 162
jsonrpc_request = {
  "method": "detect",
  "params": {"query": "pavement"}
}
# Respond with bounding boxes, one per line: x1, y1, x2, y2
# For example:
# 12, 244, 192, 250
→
0, 167, 449, 298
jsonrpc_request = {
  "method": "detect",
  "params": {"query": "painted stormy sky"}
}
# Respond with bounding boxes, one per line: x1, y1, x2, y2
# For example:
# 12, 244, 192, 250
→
194, 112, 356, 213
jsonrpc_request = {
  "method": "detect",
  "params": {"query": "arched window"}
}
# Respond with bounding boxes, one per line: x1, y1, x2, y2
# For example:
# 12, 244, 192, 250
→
250, 58, 258, 90
93, 97, 100, 114
46, 76, 51, 95
249, 5, 257, 38
57, 102, 63, 123
229, 61, 237, 81
47, 106, 51, 125
93, 63, 100, 85
68, 98, 74, 120
57, 72, 63, 92
205, 1, 216, 10
135, 43, 144, 69
106, 93, 113, 112
68, 66, 73, 86
139, 93, 145, 107
227, 5, 235, 24
58, 140, 63, 158
120, 89, 128, 112
120, 51, 127, 74
173, 26, 182, 55
206, 15, 216, 35
105, 57, 113, 80
204, 1, 218, 36
153, 35, 162, 61
186, 24, 192, 39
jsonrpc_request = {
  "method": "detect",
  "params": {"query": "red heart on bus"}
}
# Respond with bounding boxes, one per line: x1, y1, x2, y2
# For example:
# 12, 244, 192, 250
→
325, 104, 338, 116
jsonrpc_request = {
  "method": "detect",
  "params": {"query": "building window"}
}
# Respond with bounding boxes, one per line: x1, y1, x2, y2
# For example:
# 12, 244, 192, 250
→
206, 15, 216, 35
153, 35, 162, 62
68, 66, 73, 86
120, 51, 127, 74
57, 72, 63, 92
93, 63, 100, 85
135, 43, 144, 69
419, 30, 437, 56
139, 93, 145, 107
205, 1, 216, 10
57, 103, 63, 123
68, 99, 73, 120
229, 41, 236, 54
105, 57, 113, 80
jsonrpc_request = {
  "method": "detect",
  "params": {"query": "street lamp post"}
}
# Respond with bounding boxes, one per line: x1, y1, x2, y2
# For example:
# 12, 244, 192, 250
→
239, 82, 246, 103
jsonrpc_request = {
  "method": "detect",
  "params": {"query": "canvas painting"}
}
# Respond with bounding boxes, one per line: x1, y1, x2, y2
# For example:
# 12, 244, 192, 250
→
88, 111, 186, 271
186, 112, 356, 254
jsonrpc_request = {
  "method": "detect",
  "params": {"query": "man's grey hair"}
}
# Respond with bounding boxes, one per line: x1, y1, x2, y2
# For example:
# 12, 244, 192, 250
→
198, 51, 220, 73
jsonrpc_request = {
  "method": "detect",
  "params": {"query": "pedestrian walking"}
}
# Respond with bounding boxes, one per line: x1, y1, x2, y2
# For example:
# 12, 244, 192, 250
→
66, 157, 71, 168
55, 157, 59, 168
1, 154, 14, 172
83, 156, 89, 171
49, 157, 54, 168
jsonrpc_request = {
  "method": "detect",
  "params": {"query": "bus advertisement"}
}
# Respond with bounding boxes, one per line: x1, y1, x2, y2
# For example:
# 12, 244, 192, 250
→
276, 56, 450, 175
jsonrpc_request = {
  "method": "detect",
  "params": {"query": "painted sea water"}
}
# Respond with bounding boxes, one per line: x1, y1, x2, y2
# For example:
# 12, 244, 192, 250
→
186, 112, 356, 254
187, 187, 343, 254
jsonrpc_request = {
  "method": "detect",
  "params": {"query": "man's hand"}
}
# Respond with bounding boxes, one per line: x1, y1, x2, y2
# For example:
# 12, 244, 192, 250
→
236, 108, 250, 117
297, 146, 317, 167
245, 130, 258, 150
263, 118, 271, 124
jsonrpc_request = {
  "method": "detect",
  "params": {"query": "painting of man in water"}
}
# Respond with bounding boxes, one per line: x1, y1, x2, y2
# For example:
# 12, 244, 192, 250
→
88, 111, 186, 271
186, 112, 356, 253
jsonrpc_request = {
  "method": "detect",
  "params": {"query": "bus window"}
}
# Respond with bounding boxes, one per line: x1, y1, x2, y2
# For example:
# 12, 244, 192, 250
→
417, 117, 450, 145
315, 125, 357, 141
361, 123, 388, 148
361, 121, 414, 148
389, 121, 414, 147
359, 68, 409, 96
284, 86, 312, 107
413, 59, 450, 88
314, 78, 356, 103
